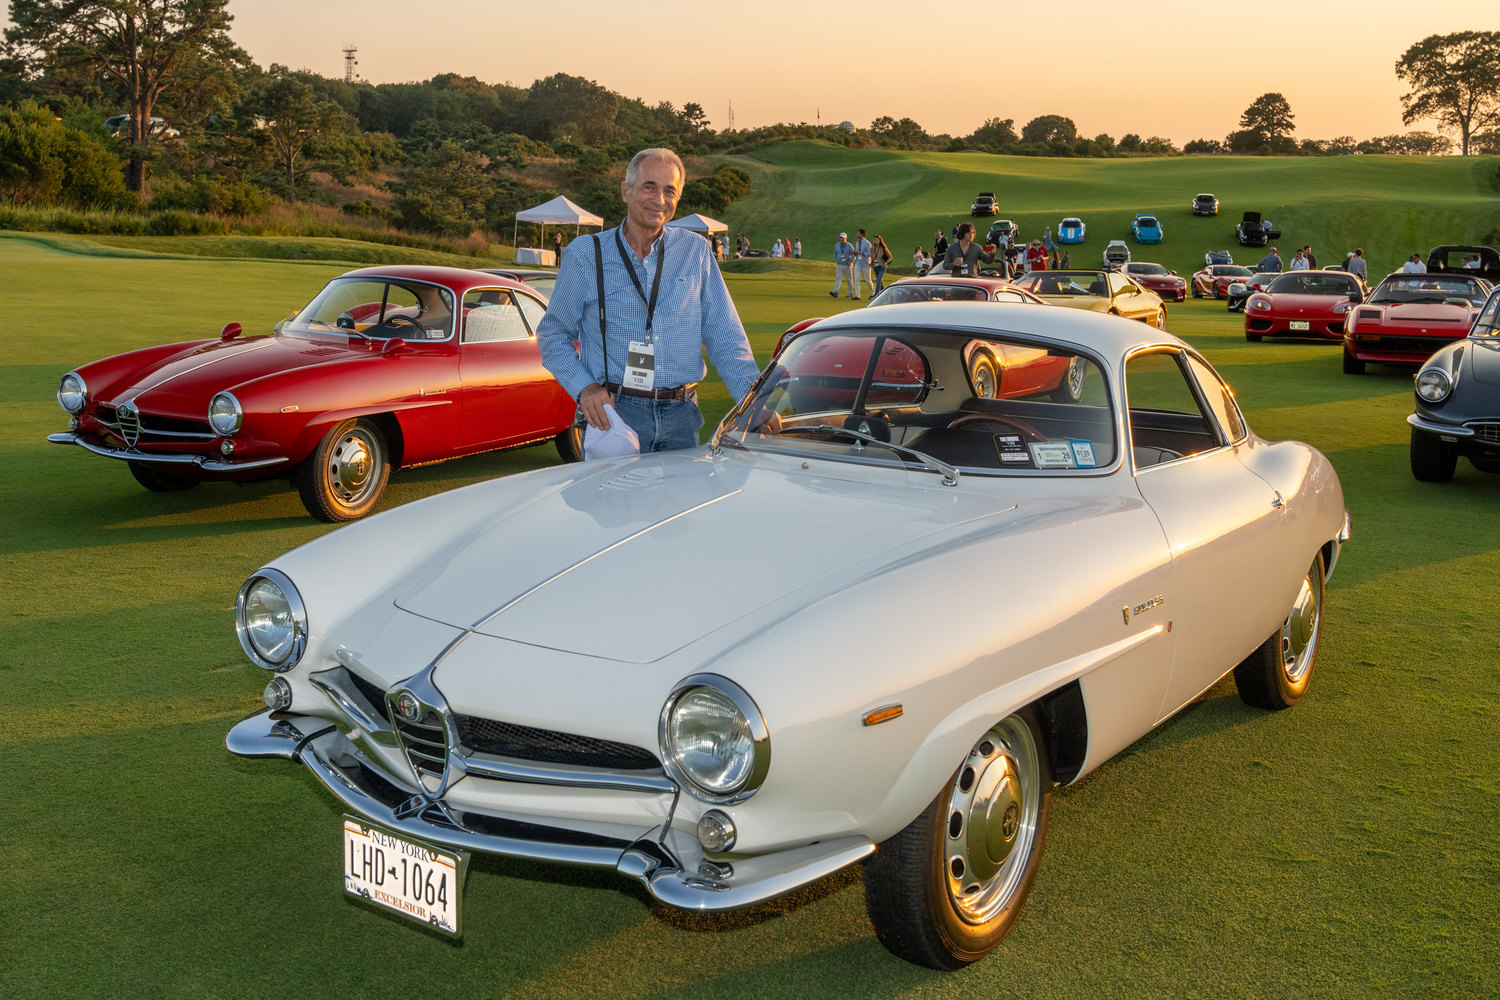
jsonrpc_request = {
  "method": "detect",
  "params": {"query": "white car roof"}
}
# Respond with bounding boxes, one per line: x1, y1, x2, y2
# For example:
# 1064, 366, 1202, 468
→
808, 300, 1185, 361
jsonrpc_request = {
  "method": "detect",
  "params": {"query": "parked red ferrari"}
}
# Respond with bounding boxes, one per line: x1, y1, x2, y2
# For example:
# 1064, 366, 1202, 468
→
1342, 272, 1492, 373
49, 265, 578, 521
1243, 270, 1365, 342
1192, 263, 1255, 299
1120, 262, 1187, 302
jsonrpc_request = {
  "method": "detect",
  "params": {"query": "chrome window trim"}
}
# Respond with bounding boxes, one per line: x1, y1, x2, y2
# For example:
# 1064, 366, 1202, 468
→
235, 567, 308, 672
659, 673, 771, 804
1123, 345, 1233, 475
287, 276, 460, 344
459, 288, 529, 344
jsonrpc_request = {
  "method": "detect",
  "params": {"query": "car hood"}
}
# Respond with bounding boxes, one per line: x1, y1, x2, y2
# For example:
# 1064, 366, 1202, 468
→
1468, 339, 1500, 386
111, 334, 376, 406
393, 454, 1018, 663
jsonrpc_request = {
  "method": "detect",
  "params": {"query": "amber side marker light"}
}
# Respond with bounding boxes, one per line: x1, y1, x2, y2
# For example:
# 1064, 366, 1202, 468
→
863, 704, 903, 726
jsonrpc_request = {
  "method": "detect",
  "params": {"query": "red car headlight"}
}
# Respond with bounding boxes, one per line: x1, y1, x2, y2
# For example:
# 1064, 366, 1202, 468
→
1250, 298, 1272, 311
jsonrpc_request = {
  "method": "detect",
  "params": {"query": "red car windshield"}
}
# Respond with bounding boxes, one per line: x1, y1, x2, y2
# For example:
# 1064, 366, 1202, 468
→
286, 278, 456, 341
1266, 273, 1362, 296
1369, 275, 1488, 307
871, 284, 990, 305
1129, 264, 1170, 276
1214, 266, 1253, 277
722, 327, 1116, 475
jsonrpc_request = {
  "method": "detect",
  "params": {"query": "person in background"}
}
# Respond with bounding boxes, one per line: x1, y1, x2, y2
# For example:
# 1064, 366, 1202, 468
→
1043, 227, 1058, 268
854, 229, 874, 297
934, 229, 949, 260
832, 232, 857, 298
1302, 245, 1318, 269
1347, 248, 1368, 282
914, 245, 927, 268
1290, 249, 1309, 271
536, 147, 757, 452
1025, 239, 1046, 273
794, 238, 802, 259
1059, 250, 1070, 270
943, 223, 995, 278
871, 235, 893, 293
771, 239, 784, 258
1403, 253, 1427, 274
554, 231, 564, 264
1256, 247, 1282, 272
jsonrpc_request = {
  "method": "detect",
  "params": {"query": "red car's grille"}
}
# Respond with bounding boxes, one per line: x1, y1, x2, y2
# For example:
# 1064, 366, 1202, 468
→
95, 405, 213, 445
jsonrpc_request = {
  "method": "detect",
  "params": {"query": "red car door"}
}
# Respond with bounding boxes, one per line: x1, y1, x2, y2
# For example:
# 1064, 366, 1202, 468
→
457, 289, 556, 451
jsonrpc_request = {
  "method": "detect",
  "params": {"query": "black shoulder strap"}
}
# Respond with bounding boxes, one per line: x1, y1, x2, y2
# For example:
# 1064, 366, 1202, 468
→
592, 233, 607, 385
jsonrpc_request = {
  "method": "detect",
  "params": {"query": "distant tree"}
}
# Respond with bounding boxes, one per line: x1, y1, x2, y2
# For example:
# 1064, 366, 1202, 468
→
1118, 133, 1143, 152
969, 117, 1017, 147
1093, 133, 1116, 152
1144, 136, 1179, 154
1472, 132, 1500, 156
1396, 32, 1500, 155
244, 67, 354, 193
1020, 115, 1076, 144
679, 163, 752, 214
1300, 138, 1327, 155
886, 117, 926, 146
1183, 138, 1225, 154
1239, 92, 1295, 139
0, 100, 129, 205
5, 0, 248, 196
681, 102, 709, 135
524, 74, 623, 144
390, 140, 489, 235
1326, 136, 1358, 155
869, 116, 897, 134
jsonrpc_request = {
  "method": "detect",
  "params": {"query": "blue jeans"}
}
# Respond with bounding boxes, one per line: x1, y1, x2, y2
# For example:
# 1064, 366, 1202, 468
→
613, 390, 704, 452
873, 264, 887, 292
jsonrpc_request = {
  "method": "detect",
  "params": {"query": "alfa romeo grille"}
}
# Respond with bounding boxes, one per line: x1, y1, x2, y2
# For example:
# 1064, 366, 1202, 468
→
393, 709, 448, 778
116, 404, 141, 447
1472, 423, 1500, 445
455, 714, 661, 771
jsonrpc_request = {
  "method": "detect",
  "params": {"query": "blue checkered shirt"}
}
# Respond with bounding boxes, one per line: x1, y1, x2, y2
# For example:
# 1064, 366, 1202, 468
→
536, 225, 759, 403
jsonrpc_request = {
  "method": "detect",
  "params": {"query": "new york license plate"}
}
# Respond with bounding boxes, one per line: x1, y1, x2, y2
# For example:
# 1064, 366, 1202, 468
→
1289, 320, 1311, 331
343, 817, 466, 936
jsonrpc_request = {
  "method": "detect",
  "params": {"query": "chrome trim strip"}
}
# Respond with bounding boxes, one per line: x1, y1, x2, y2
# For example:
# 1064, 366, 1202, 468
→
458, 753, 677, 794
308, 666, 393, 736
1407, 414, 1474, 437
46, 432, 289, 470
226, 711, 877, 911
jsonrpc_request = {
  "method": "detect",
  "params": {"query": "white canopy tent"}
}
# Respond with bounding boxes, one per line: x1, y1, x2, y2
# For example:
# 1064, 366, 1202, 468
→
513, 195, 605, 250
665, 213, 728, 235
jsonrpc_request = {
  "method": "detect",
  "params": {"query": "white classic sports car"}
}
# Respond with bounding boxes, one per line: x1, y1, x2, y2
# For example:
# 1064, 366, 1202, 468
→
226, 302, 1350, 968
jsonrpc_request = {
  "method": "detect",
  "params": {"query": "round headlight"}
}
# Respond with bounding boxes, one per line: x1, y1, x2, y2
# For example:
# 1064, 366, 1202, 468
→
58, 372, 87, 414
209, 392, 243, 436
235, 569, 307, 671
660, 675, 770, 802
1416, 369, 1451, 403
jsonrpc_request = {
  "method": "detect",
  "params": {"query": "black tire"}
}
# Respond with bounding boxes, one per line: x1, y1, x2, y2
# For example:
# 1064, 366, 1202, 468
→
127, 461, 199, 492
555, 423, 584, 463
1213, 285, 1223, 300
1410, 428, 1457, 483
296, 417, 390, 522
1342, 345, 1366, 375
1192, 286, 1203, 299
865, 707, 1052, 970
969, 353, 999, 399
1049, 356, 1085, 403
1234, 552, 1325, 711
1245, 331, 1263, 342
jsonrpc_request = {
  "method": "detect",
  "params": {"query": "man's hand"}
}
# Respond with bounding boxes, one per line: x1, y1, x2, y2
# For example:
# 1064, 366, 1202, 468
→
578, 383, 614, 431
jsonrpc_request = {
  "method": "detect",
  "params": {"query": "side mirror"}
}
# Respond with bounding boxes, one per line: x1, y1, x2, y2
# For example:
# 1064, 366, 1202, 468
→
382, 337, 405, 356
1170, 270, 1178, 276
1349, 289, 1364, 304
220, 322, 242, 342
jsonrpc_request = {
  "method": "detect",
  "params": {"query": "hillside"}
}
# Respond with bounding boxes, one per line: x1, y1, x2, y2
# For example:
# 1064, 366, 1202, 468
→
718, 141, 1500, 277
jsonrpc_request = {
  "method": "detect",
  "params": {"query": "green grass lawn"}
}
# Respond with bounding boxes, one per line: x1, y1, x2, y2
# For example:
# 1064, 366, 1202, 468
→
3, 209, 1499, 998
721, 141, 1500, 282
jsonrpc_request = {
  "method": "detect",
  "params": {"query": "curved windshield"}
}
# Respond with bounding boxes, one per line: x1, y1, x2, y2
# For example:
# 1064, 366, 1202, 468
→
1214, 266, 1254, 277
1129, 264, 1170, 276
870, 283, 991, 306
722, 327, 1115, 475
1473, 291, 1500, 336
1369, 274, 1489, 307
1267, 273, 1361, 296
1014, 272, 1109, 297
286, 278, 455, 340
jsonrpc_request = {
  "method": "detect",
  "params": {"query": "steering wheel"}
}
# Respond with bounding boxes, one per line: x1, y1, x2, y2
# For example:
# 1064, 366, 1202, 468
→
380, 314, 426, 337
947, 413, 1047, 442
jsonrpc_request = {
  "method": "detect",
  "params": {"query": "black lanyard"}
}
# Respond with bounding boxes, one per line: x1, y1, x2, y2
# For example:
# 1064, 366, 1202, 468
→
615, 227, 666, 341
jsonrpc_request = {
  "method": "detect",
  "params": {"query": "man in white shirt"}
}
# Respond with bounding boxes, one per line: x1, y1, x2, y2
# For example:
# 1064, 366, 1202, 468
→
854, 229, 873, 298
1290, 250, 1310, 271
1402, 254, 1427, 274
793, 239, 802, 259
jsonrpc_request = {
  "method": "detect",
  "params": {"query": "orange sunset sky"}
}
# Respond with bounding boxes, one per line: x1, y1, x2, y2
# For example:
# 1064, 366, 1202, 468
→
8, 2, 1499, 144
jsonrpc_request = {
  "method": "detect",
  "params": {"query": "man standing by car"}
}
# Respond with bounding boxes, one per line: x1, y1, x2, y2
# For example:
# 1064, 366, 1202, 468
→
944, 223, 996, 278
1256, 247, 1282, 272
1403, 253, 1427, 274
1347, 248, 1368, 282
537, 148, 759, 452
855, 229, 875, 298
832, 232, 857, 298
1302, 245, 1318, 269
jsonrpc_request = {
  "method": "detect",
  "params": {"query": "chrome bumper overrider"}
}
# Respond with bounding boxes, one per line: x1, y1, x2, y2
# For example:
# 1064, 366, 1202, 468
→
1326, 510, 1352, 583
225, 710, 874, 912
1405, 415, 1474, 439
47, 432, 289, 472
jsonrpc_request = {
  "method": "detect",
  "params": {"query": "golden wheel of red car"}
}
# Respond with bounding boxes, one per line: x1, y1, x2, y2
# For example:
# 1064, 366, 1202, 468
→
297, 417, 390, 522
969, 354, 999, 398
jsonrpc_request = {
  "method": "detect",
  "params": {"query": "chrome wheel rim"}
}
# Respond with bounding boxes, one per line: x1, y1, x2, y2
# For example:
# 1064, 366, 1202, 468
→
944, 716, 1041, 924
972, 358, 997, 398
1065, 356, 1084, 396
325, 426, 382, 508
1280, 568, 1321, 683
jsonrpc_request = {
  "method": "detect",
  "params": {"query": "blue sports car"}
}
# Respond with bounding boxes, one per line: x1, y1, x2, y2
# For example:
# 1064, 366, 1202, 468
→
1057, 217, 1086, 244
1131, 214, 1164, 244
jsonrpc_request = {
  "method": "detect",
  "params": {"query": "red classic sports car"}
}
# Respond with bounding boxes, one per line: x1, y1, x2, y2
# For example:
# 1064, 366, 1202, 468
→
1120, 262, 1187, 302
1342, 271, 1492, 373
49, 265, 578, 521
1243, 270, 1365, 342
1193, 263, 1255, 299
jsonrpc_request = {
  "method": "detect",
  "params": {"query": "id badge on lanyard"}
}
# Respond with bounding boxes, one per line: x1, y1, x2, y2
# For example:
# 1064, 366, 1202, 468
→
624, 340, 655, 392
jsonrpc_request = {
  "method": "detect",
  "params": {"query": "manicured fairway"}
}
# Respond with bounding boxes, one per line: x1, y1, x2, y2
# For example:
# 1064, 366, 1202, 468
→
2, 233, 1498, 999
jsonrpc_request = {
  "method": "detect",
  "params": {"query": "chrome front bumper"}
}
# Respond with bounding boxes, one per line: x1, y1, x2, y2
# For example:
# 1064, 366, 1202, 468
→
1405, 414, 1475, 439
47, 431, 288, 473
226, 710, 874, 912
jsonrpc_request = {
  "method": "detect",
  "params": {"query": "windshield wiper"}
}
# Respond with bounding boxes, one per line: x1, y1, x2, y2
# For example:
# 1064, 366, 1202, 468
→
779, 424, 960, 486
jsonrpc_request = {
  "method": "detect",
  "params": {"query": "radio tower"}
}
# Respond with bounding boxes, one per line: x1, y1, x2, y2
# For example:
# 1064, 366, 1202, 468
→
342, 45, 359, 83
727, 99, 734, 133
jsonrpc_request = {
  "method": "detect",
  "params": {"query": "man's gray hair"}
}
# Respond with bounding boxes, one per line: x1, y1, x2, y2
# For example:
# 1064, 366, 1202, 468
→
625, 147, 686, 188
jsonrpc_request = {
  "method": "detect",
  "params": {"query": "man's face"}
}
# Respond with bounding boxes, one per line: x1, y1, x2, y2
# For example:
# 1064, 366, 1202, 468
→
620, 159, 682, 233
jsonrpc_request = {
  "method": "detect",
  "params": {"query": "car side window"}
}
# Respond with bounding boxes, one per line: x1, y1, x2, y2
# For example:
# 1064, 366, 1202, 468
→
1183, 355, 1247, 442
1124, 351, 1220, 469
462, 290, 529, 343
515, 293, 547, 333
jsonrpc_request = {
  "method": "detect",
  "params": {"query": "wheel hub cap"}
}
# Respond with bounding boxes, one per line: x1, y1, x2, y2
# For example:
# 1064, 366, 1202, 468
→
967, 755, 1022, 880
1280, 572, 1320, 682
944, 718, 1040, 924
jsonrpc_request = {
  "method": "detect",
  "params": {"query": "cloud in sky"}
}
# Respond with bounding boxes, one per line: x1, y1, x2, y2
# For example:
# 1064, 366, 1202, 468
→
8, 0, 1496, 142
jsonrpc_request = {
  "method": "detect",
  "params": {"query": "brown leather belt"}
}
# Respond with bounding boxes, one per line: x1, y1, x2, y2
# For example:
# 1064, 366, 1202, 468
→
604, 381, 698, 400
